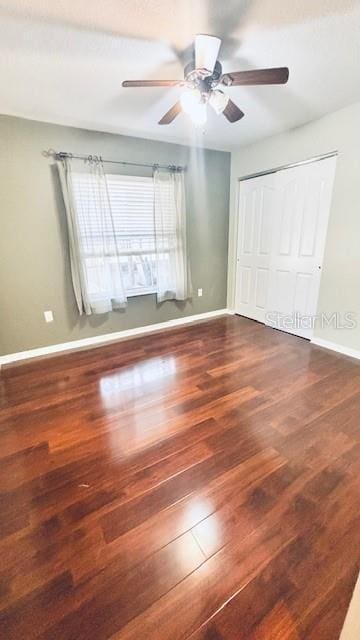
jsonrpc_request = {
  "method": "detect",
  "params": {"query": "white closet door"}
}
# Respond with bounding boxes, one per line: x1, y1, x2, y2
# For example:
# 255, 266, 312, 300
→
266, 156, 337, 338
235, 155, 337, 338
234, 173, 275, 322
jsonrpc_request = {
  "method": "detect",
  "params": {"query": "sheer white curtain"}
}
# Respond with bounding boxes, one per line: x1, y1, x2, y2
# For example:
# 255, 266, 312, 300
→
153, 168, 191, 302
57, 157, 127, 315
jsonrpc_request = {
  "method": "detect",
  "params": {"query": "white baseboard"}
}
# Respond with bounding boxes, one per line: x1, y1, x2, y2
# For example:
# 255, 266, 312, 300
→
0, 308, 231, 367
311, 336, 360, 361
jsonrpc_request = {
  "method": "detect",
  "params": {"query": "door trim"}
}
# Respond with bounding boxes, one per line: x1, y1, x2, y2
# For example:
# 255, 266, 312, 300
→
237, 151, 338, 184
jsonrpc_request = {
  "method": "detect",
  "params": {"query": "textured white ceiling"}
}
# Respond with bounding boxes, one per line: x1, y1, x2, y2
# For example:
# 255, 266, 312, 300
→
1, 0, 360, 150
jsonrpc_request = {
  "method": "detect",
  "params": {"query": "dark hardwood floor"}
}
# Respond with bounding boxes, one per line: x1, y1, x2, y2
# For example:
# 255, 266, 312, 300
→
0, 315, 359, 639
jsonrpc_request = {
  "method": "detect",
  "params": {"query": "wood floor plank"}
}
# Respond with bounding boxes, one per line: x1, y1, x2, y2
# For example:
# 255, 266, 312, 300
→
0, 315, 359, 639
186, 539, 302, 640
36, 531, 206, 640
111, 521, 299, 640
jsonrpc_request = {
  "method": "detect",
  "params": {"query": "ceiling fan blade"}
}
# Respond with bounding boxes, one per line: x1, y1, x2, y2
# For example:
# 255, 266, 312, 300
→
223, 99, 245, 123
222, 67, 289, 86
159, 101, 182, 125
122, 80, 181, 88
195, 34, 221, 72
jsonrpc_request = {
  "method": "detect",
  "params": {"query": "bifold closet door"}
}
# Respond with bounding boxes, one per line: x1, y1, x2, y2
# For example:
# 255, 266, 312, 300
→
235, 155, 337, 338
234, 173, 276, 322
266, 156, 337, 338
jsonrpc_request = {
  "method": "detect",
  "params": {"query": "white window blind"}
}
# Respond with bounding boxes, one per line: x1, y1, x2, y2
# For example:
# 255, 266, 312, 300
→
71, 173, 175, 297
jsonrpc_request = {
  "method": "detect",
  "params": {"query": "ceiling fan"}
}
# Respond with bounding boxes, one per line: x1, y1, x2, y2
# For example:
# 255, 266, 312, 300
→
122, 34, 289, 127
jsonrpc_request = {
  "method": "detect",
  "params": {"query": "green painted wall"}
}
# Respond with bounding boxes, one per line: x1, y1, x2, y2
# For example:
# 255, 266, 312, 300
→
0, 115, 230, 355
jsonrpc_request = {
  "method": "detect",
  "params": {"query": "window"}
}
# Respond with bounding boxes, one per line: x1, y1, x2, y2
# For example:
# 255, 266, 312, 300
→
71, 173, 174, 297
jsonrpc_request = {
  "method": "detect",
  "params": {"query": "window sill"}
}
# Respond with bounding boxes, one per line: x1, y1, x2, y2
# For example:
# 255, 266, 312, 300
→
126, 289, 157, 298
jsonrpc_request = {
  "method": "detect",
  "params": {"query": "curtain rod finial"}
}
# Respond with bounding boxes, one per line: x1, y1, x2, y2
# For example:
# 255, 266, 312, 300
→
42, 148, 57, 158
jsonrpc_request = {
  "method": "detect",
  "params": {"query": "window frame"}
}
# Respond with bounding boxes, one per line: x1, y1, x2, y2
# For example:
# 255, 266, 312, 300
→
73, 171, 159, 298
107, 173, 157, 298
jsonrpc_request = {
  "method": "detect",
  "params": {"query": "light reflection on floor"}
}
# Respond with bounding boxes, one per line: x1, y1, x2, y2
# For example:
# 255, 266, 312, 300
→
182, 498, 215, 531
97, 356, 178, 457
99, 355, 177, 396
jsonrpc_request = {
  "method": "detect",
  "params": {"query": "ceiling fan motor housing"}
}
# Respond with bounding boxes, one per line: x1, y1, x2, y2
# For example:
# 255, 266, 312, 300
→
184, 59, 223, 92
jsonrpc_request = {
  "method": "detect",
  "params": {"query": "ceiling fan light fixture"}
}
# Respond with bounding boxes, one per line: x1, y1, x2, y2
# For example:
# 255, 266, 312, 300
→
180, 88, 207, 126
189, 101, 207, 127
180, 88, 201, 114
209, 89, 230, 115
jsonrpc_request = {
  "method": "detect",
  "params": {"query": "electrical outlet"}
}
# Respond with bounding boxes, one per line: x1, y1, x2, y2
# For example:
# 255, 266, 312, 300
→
44, 310, 54, 323
197, 288, 203, 297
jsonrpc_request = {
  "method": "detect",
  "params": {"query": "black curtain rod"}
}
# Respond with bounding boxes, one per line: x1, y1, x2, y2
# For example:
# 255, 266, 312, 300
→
42, 149, 185, 172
